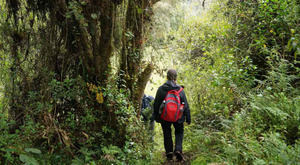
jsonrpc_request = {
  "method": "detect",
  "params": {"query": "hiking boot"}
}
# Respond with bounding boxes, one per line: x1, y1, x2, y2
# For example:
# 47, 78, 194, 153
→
174, 151, 184, 162
166, 152, 173, 161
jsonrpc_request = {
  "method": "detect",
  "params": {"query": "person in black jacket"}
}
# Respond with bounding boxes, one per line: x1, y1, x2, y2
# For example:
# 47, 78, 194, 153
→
152, 69, 191, 161
141, 94, 155, 138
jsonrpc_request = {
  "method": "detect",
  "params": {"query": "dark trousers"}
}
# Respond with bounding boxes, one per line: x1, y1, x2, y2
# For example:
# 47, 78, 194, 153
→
161, 121, 184, 154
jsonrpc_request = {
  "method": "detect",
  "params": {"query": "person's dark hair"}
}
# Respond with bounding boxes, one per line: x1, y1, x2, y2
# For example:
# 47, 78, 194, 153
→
167, 69, 177, 81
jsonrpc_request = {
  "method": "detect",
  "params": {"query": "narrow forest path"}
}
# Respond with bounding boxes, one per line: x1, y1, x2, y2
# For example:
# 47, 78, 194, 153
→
161, 152, 192, 165
150, 124, 195, 165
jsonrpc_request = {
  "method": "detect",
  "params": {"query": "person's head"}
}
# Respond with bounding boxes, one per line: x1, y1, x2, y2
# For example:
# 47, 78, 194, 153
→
167, 69, 177, 82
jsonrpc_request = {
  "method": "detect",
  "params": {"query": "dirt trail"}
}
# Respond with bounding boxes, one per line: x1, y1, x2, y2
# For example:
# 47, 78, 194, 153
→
161, 152, 193, 165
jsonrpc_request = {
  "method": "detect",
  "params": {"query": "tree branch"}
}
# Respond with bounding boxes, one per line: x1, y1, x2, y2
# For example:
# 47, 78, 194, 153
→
133, 63, 154, 117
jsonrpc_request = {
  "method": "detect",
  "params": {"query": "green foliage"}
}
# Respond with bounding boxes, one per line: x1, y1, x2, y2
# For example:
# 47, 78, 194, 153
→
1, 0, 299, 164
0, 1, 9, 116
248, 60, 300, 144
0, 75, 154, 164
19, 154, 39, 165
0, 113, 43, 164
1, 0, 155, 163
19, 148, 42, 165
170, 1, 253, 129
227, 0, 300, 79
161, 0, 300, 164
219, 38, 297, 165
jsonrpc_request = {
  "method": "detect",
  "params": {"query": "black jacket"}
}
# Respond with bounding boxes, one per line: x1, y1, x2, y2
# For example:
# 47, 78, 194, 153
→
152, 81, 191, 124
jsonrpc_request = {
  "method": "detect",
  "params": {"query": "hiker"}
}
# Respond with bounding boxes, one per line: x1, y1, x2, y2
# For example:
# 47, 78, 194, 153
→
152, 69, 191, 162
141, 94, 154, 121
141, 94, 155, 131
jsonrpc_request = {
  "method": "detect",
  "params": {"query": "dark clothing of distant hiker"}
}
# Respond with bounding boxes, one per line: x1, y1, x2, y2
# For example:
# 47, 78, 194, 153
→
141, 94, 155, 133
141, 95, 154, 121
152, 69, 191, 161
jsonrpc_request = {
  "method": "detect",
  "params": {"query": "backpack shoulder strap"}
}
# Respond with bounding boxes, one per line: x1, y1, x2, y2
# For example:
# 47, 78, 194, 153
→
177, 87, 183, 94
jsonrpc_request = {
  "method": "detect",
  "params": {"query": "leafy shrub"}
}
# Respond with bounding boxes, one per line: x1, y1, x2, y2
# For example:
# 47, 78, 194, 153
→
170, 0, 300, 164
0, 75, 154, 164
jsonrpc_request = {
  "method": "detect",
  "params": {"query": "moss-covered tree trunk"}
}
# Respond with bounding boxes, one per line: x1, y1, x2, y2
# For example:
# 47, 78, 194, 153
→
4, 0, 123, 135
4, 0, 161, 147
120, 0, 160, 116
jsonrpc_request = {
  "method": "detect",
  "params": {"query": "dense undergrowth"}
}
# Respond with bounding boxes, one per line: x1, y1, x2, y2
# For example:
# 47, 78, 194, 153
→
168, 0, 300, 164
0, 0, 155, 164
0, 77, 153, 164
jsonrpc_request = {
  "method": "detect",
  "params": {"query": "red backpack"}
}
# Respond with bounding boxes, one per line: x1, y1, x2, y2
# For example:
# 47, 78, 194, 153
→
160, 88, 184, 122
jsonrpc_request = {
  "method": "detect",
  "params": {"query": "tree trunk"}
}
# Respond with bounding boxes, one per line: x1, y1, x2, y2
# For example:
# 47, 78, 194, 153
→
120, 0, 159, 116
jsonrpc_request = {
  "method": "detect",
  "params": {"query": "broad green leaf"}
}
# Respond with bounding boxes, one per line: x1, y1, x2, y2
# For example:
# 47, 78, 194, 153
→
19, 154, 39, 165
25, 148, 42, 154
